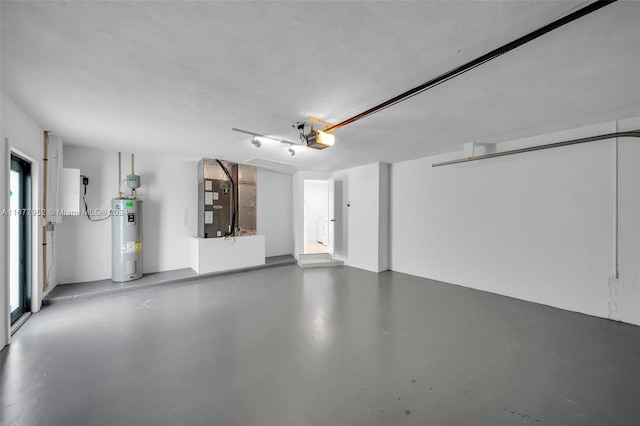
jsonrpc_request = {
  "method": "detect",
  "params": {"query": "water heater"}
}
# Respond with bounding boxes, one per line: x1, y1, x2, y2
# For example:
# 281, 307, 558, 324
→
111, 198, 143, 282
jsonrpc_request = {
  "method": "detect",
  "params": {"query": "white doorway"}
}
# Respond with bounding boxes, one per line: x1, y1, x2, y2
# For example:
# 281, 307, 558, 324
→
303, 180, 329, 254
298, 176, 346, 268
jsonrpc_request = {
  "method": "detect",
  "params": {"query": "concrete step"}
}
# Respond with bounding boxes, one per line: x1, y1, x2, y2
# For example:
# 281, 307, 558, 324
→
298, 253, 332, 261
297, 254, 344, 269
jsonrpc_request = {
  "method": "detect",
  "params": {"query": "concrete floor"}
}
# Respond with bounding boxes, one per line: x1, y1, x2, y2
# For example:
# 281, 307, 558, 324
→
2, 265, 639, 426
43, 255, 296, 305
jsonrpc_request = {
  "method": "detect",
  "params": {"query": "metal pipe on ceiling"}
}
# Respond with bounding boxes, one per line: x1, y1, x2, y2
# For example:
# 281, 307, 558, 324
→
118, 152, 122, 199
613, 123, 619, 279
431, 130, 640, 167
323, 0, 617, 134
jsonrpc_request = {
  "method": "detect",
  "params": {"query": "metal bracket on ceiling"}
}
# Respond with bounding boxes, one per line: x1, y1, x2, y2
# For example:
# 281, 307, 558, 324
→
464, 142, 497, 158
309, 116, 335, 133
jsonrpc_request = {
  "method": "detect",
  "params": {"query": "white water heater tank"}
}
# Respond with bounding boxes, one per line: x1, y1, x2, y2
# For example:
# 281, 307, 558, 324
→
111, 199, 143, 282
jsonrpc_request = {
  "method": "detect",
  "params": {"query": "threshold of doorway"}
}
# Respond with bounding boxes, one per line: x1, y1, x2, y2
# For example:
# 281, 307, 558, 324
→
10, 312, 32, 336
43, 255, 296, 305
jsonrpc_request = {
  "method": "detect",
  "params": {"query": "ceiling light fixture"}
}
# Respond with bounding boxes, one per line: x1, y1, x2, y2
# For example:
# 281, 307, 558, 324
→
232, 127, 302, 156
232, 127, 298, 145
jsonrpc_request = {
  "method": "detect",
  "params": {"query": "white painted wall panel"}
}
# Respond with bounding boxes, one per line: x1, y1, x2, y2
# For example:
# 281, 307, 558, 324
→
59, 168, 80, 215
257, 169, 293, 257
616, 116, 640, 325
190, 235, 265, 274
390, 120, 640, 324
378, 163, 390, 272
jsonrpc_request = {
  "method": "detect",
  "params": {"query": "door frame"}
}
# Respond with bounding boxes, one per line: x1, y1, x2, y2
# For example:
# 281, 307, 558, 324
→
327, 176, 335, 257
295, 171, 346, 261
9, 152, 33, 325
300, 176, 346, 259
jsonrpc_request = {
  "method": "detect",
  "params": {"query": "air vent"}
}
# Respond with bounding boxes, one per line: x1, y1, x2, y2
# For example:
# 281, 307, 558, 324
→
245, 157, 299, 174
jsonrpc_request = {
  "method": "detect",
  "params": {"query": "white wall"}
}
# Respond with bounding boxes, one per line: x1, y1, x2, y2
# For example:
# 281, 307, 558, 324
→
1, 91, 46, 349
257, 168, 293, 257
390, 119, 640, 325
378, 163, 390, 272
303, 180, 328, 244
616, 117, 640, 325
57, 147, 294, 283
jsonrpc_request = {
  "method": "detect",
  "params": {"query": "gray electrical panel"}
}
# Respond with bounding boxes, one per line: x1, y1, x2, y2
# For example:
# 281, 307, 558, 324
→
111, 199, 143, 282
198, 177, 233, 238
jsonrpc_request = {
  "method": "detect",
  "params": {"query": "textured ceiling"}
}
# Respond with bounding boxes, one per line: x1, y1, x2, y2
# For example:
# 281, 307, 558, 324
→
2, 1, 639, 172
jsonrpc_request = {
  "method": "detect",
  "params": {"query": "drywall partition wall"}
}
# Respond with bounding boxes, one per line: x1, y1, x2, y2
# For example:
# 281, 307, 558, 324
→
378, 163, 390, 272
1, 92, 46, 317
616, 116, 640, 325
256, 168, 293, 257
390, 119, 640, 325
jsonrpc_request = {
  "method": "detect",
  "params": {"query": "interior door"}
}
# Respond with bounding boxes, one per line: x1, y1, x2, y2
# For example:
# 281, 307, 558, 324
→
9, 154, 32, 325
332, 179, 345, 260
327, 176, 335, 257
